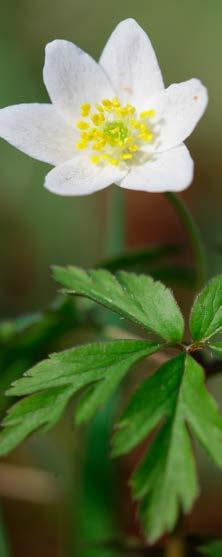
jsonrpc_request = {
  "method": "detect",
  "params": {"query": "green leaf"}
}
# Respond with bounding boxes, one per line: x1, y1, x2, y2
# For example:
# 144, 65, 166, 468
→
0, 386, 73, 456
113, 354, 222, 542
52, 267, 184, 343
99, 244, 182, 273
0, 297, 86, 417
0, 297, 78, 349
199, 541, 222, 557
189, 275, 222, 341
112, 356, 181, 457
208, 342, 222, 356
99, 244, 196, 288
0, 340, 160, 455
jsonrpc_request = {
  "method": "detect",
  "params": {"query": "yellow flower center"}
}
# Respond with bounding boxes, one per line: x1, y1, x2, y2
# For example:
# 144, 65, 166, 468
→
75, 97, 156, 166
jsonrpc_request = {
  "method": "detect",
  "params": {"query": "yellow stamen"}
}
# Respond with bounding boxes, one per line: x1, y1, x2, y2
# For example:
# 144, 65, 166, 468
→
140, 109, 156, 118
130, 119, 141, 129
81, 103, 91, 117
139, 132, 153, 141
102, 99, 113, 110
108, 158, 119, 166
91, 155, 101, 164
96, 104, 104, 113
92, 141, 106, 151
76, 97, 156, 165
121, 153, 133, 160
91, 113, 105, 125
125, 136, 133, 144
129, 144, 139, 152
77, 120, 90, 130
112, 97, 121, 107
76, 140, 88, 150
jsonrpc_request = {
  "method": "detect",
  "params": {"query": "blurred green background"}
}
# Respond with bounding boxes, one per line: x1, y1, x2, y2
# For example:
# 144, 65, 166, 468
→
0, 1, 222, 556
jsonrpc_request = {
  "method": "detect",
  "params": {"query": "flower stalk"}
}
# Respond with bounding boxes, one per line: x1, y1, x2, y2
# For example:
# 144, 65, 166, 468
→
106, 186, 125, 257
165, 192, 207, 289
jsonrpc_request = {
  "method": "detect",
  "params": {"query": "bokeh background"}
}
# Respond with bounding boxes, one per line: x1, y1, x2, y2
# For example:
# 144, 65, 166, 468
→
0, 1, 222, 556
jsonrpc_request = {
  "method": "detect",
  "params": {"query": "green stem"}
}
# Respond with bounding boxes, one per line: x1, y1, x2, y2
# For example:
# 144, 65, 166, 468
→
165, 192, 207, 289
0, 508, 11, 557
106, 186, 125, 257
78, 186, 125, 556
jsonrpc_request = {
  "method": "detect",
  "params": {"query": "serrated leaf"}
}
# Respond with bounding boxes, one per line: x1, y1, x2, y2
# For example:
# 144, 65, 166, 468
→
199, 541, 222, 557
0, 297, 85, 418
182, 356, 222, 465
190, 275, 222, 341
0, 386, 74, 455
113, 354, 222, 542
135, 418, 198, 542
112, 356, 182, 456
0, 340, 160, 455
53, 267, 184, 343
75, 361, 129, 425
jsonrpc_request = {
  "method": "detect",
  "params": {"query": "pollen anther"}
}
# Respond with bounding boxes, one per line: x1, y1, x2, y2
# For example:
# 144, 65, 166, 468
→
76, 97, 156, 166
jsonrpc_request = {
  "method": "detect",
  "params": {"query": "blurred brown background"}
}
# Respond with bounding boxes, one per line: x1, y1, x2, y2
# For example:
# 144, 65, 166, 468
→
0, 0, 222, 556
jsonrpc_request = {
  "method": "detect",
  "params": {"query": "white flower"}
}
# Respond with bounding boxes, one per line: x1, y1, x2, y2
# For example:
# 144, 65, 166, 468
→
0, 19, 208, 196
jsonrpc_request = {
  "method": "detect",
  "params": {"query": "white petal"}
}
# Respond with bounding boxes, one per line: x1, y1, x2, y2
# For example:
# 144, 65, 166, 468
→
119, 144, 194, 192
44, 156, 127, 196
0, 103, 77, 165
43, 40, 114, 122
99, 19, 164, 107
155, 79, 208, 152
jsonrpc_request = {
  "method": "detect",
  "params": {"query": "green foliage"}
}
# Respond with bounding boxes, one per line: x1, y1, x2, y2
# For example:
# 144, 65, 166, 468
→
114, 354, 222, 542
100, 243, 182, 273
53, 267, 184, 342
208, 342, 222, 356
0, 245, 192, 413
1, 269, 222, 543
98, 244, 196, 288
199, 540, 222, 557
190, 275, 222, 341
100, 243, 196, 288
0, 297, 86, 416
0, 340, 159, 455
